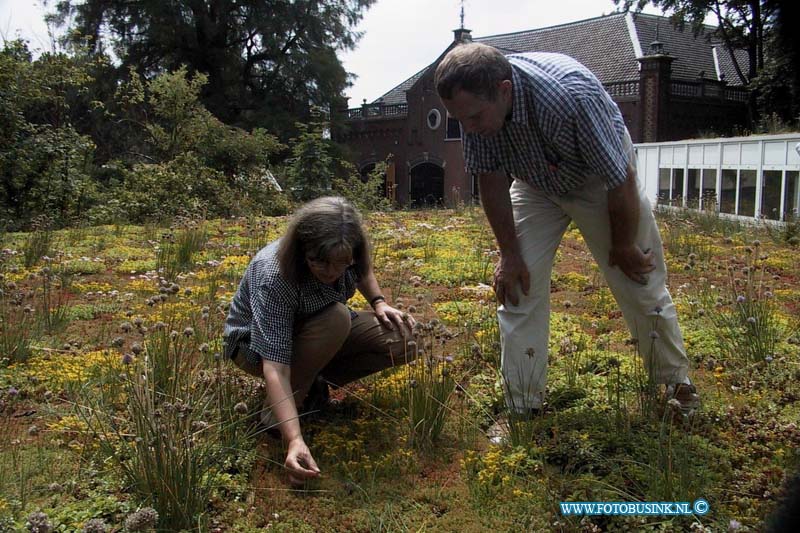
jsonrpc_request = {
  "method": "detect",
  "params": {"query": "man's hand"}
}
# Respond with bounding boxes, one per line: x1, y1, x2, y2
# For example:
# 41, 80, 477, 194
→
494, 251, 530, 306
609, 245, 655, 285
285, 437, 320, 487
374, 301, 416, 336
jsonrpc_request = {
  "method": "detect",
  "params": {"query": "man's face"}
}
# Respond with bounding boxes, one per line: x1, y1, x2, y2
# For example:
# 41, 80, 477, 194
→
440, 80, 511, 138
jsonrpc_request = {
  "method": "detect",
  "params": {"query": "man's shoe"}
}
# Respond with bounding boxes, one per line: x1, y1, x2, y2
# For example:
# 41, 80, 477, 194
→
665, 382, 700, 416
487, 417, 510, 446
486, 408, 541, 445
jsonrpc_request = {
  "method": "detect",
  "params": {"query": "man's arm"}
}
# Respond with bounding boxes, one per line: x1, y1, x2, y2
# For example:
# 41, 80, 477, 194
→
479, 170, 529, 306
607, 161, 655, 284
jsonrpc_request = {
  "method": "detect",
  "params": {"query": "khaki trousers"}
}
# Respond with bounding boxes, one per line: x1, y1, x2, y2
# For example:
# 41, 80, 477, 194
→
233, 303, 413, 408
499, 136, 690, 411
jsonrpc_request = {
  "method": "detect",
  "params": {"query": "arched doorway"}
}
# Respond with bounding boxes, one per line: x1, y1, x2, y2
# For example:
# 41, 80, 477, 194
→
409, 162, 444, 207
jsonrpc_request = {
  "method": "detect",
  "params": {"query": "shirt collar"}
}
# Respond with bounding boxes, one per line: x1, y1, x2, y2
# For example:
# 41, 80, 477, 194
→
508, 66, 528, 125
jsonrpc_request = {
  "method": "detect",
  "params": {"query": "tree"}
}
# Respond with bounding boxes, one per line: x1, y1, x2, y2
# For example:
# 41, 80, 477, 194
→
283, 114, 335, 202
754, 0, 800, 124
100, 67, 287, 223
47, 0, 375, 136
0, 40, 99, 229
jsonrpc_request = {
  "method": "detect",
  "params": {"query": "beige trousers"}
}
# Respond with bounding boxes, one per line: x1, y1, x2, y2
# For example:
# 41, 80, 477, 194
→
499, 137, 690, 411
233, 303, 413, 408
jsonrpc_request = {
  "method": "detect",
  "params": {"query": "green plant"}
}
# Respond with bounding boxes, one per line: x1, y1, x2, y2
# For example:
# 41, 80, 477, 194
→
404, 322, 457, 450
762, 211, 800, 246
0, 289, 36, 365
242, 217, 274, 257
698, 242, 785, 365
284, 112, 335, 202
332, 158, 394, 213
37, 260, 71, 334
22, 216, 53, 268
155, 217, 208, 281
77, 316, 253, 530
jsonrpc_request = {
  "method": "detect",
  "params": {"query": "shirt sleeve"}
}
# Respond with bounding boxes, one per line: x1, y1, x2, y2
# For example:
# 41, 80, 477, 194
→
463, 132, 501, 175
249, 280, 296, 366
571, 77, 629, 190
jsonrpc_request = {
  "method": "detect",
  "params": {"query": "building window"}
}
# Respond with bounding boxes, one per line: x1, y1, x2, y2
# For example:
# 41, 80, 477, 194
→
658, 168, 670, 205
687, 169, 701, 209
672, 169, 684, 205
657, 168, 684, 206
762, 170, 783, 221
445, 113, 461, 140
738, 170, 757, 217
720, 169, 737, 214
426, 109, 442, 130
785, 171, 800, 220
702, 169, 717, 210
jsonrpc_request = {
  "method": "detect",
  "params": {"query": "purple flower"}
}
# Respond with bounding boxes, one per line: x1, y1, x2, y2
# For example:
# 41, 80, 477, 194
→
736, 295, 746, 303
8, 386, 19, 397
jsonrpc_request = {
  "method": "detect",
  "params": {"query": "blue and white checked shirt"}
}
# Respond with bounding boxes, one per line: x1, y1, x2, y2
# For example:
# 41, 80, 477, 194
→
223, 240, 358, 366
463, 52, 629, 195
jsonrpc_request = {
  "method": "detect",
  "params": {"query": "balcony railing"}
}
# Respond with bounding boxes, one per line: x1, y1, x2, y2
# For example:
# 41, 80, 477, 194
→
345, 102, 408, 120
604, 80, 639, 98
343, 79, 749, 121
670, 80, 749, 102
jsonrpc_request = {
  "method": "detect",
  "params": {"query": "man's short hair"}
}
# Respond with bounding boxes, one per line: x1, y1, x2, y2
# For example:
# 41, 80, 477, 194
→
435, 43, 512, 101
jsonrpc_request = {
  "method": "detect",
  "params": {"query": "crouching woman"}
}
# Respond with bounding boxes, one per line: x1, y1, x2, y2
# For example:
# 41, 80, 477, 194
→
223, 196, 415, 486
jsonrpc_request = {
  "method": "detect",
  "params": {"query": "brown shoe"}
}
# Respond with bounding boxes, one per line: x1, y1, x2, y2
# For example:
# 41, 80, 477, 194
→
665, 383, 700, 416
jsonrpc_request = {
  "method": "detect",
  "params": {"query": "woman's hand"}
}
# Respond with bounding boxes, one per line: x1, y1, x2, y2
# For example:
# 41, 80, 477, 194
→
374, 301, 416, 336
285, 436, 320, 486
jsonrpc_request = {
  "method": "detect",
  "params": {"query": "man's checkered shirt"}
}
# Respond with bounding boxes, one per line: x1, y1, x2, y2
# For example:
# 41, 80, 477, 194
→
223, 240, 358, 366
463, 52, 629, 195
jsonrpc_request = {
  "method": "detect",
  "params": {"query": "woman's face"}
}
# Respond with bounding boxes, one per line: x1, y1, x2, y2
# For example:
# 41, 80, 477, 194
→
305, 247, 354, 285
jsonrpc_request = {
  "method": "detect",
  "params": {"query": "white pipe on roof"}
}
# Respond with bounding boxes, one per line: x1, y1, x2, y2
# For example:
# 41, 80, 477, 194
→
625, 12, 643, 72
625, 13, 643, 58
712, 46, 722, 81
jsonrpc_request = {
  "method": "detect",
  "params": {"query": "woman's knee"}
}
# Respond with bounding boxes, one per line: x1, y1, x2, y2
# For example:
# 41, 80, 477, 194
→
303, 302, 352, 344
326, 302, 352, 337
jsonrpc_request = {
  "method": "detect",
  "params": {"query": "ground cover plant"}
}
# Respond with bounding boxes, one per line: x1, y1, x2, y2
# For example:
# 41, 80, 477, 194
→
1, 207, 799, 531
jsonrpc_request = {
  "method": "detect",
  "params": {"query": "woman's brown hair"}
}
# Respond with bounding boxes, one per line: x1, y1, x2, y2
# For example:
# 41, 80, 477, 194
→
277, 196, 372, 284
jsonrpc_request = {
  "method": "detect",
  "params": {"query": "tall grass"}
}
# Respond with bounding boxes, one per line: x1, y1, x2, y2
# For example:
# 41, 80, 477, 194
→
77, 314, 253, 530
22, 216, 53, 268
155, 218, 209, 281
698, 242, 784, 365
0, 289, 36, 365
405, 322, 457, 450
37, 260, 70, 334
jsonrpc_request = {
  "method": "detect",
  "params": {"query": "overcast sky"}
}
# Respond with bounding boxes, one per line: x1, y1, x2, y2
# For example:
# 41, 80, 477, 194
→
0, 0, 668, 107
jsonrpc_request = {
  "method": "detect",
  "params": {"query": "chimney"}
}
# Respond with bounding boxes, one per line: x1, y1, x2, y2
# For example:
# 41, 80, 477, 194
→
453, 28, 472, 43
648, 39, 665, 55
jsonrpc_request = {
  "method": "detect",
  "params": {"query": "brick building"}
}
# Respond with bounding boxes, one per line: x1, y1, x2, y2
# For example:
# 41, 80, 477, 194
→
336, 12, 750, 206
